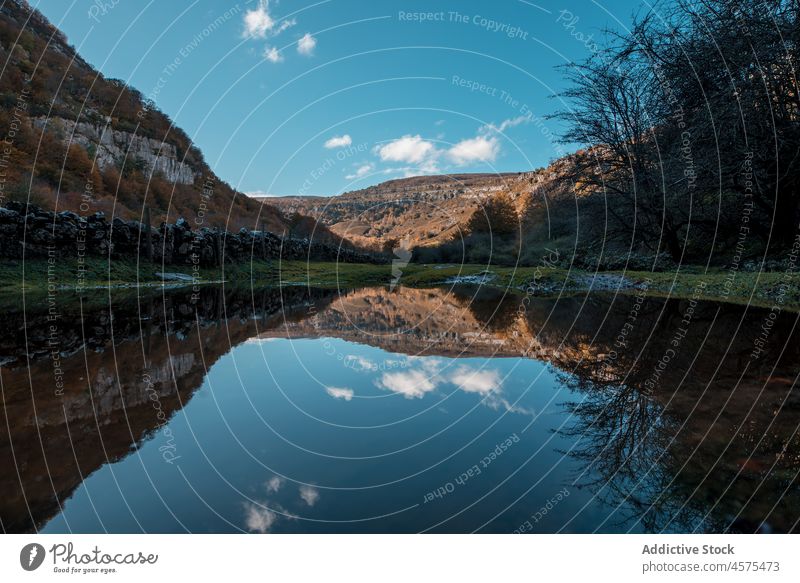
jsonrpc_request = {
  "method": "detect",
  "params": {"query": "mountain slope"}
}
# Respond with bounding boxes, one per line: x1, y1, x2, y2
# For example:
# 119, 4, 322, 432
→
264, 163, 575, 250
264, 173, 527, 248
0, 0, 285, 231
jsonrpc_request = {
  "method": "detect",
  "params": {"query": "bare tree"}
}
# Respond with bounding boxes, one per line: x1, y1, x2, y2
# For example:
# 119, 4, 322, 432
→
556, 0, 800, 261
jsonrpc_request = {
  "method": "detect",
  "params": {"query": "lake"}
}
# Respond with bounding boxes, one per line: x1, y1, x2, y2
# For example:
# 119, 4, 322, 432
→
1, 284, 798, 533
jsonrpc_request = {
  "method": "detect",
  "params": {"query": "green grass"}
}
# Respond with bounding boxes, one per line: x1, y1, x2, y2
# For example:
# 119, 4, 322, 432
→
620, 269, 800, 309
0, 256, 162, 289
1, 258, 798, 311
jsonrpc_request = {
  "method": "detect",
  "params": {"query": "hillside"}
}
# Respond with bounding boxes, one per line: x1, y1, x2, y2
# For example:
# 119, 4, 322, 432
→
262, 158, 577, 254
262, 169, 566, 250
0, 0, 287, 233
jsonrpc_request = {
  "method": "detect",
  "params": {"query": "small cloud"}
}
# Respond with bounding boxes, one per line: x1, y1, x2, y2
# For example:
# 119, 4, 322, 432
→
243, 1, 274, 39
263, 46, 283, 63
274, 18, 296, 35
299, 485, 320, 506
324, 134, 352, 149
445, 115, 530, 165
297, 32, 317, 56
377, 135, 437, 165
244, 502, 278, 533
326, 386, 354, 401
448, 135, 499, 165
345, 355, 377, 371
450, 366, 502, 395
345, 163, 374, 180
243, 1, 294, 39
376, 369, 437, 399
419, 357, 445, 374
484, 115, 532, 134
265, 476, 284, 493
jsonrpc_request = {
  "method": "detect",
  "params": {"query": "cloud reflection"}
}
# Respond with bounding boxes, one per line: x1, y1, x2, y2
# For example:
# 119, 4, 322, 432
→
265, 476, 284, 493
326, 386, 355, 401
299, 485, 320, 507
450, 367, 501, 394
376, 360, 503, 399
244, 502, 278, 533
375, 369, 437, 399
370, 359, 533, 415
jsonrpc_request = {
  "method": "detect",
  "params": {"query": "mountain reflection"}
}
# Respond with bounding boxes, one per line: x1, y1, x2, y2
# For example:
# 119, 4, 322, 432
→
1, 284, 798, 532
257, 286, 800, 532
0, 286, 339, 533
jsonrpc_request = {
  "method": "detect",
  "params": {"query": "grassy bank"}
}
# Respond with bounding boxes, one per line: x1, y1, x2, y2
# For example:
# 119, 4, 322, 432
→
1, 258, 798, 311
0, 257, 396, 290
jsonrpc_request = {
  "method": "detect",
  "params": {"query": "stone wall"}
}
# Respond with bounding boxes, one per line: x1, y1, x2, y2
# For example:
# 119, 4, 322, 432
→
0, 202, 383, 265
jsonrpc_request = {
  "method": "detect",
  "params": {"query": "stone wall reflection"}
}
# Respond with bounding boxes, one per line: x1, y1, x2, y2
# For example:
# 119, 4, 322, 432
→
0, 286, 337, 532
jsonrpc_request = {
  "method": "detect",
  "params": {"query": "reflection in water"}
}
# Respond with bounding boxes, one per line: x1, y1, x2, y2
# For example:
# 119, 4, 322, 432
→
0, 284, 798, 533
552, 296, 800, 534
0, 286, 338, 533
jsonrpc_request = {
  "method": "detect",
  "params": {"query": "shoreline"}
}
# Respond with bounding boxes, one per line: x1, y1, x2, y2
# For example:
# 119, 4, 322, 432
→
2, 259, 798, 312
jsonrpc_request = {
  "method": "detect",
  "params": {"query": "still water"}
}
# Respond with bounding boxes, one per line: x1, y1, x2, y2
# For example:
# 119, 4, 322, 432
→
1, 284, 798, 533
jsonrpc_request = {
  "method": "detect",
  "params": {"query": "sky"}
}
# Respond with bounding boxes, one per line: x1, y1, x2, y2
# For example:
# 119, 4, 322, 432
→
32, 0, 648, 197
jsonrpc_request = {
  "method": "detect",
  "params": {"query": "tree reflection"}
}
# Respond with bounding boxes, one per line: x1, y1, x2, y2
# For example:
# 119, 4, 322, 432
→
540, 294, 800, 533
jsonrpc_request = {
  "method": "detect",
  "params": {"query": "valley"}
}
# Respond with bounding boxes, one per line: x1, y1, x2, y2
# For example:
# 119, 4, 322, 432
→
262, 170, 556, 249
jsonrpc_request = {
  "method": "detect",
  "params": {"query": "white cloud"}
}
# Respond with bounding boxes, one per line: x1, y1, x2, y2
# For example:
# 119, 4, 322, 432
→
375, 361, 501, 399
345, 164, 374, 180
370, 116, 529, 174
377, 135, 437, 165
376, 369, 437, 399
415, 157, 441, 174
369, 359, 528, 416
326, 386, 354, 401
244, 502, 278, 533
274, 18, 296, 35
344, 355, 376, 370
419, 357, 446, 374
263, 46, 283, 63
243, 1, 295, 39
450, 367, 502, 395
484, 115, 532, 134
448, 135, 499, 165
297, 32, 317, 55
265, 476, 284, 493
299, 485, 320, 506
243, 1, 275, 39
324, 134, 352, 149
444, 115, 530, 165
374, 119, 522, 174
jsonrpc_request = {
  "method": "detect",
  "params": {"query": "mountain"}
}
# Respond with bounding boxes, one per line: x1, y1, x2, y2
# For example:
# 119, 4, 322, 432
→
264, 173, 530, 249
0, 0, 288, 232
263, 162, 575, 250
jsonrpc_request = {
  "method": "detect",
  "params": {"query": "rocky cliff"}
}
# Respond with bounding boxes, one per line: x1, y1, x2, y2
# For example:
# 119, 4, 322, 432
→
33, 117, 198, 185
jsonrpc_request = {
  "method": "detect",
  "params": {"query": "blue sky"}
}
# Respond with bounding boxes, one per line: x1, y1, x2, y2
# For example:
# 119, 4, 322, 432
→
33, 0, 647, 196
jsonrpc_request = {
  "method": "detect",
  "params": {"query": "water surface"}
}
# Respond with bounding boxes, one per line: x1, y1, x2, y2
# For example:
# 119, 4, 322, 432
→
1, 284, 798, 533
